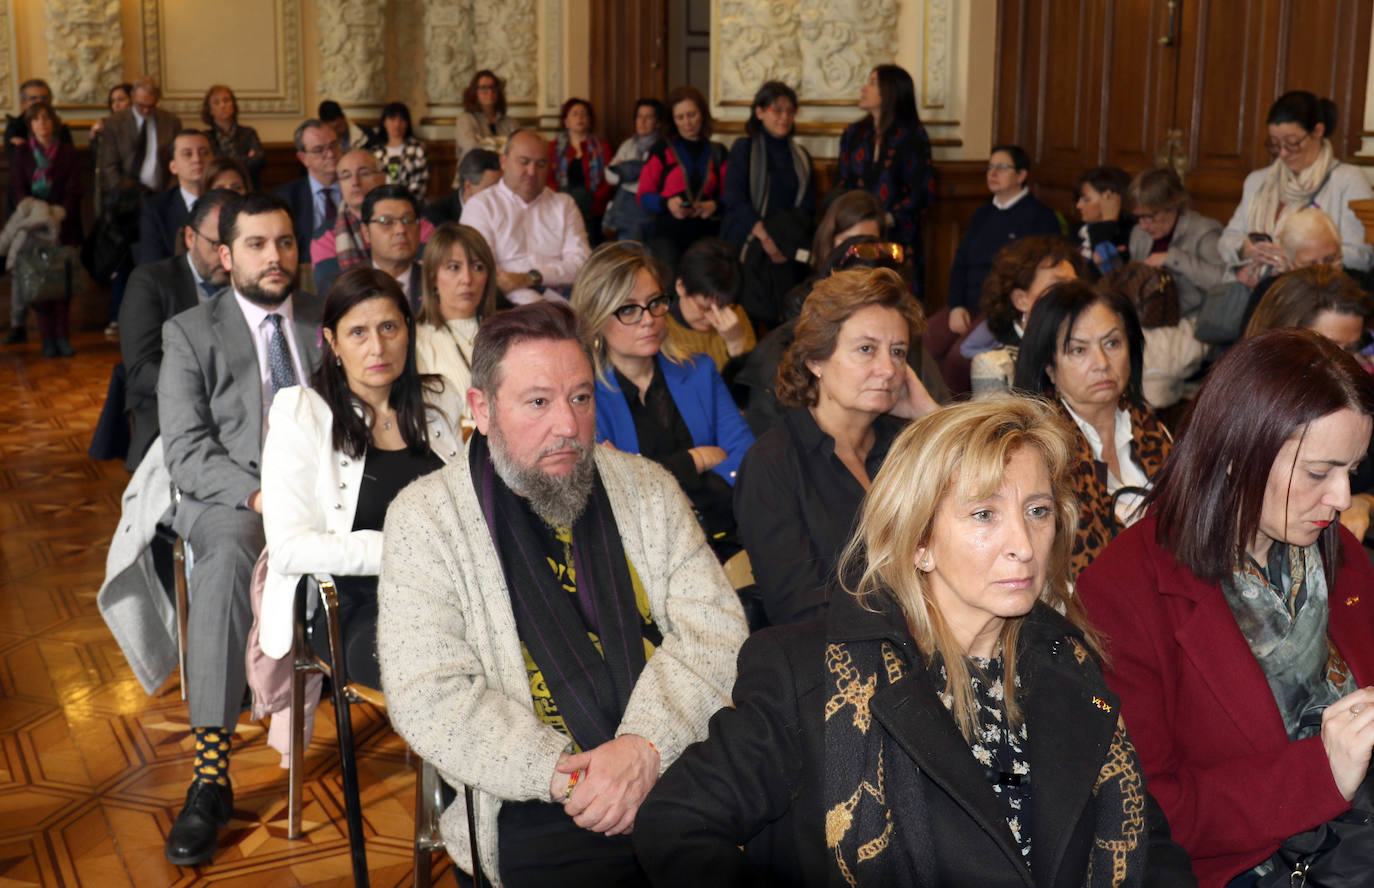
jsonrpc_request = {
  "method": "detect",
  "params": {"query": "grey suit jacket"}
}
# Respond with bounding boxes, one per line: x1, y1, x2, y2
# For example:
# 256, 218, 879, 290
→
98, 107, 183, 196
120, 254, 202, 471
1129, 208, 1225, 317
157, 290, 323, 535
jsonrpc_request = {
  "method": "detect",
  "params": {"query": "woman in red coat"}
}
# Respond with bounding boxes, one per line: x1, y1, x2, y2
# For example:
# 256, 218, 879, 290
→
1078, 328, 1374, 887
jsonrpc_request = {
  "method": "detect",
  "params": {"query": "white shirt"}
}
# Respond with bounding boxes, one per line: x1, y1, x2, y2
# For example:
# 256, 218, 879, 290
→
1061, 400, 1150, 525
186, 254, 216, 302
180, 187, 198, 213
993, 186, 1030, 211
133, 108, 159, 190
460, 179, 590, 304
234, 290, 307, 433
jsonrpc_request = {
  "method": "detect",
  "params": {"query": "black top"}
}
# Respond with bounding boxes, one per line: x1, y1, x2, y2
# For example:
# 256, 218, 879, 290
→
352, 445, 444, 532
733, 406, 905, 626
613, 363, 735, 540
566, 154, 585, 190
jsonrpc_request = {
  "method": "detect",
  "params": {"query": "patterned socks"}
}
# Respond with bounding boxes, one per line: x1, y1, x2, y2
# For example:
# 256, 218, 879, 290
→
192, 727, 231, 786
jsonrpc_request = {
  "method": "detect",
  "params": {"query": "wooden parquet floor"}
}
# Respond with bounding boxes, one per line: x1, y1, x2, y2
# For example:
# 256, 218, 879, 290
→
0, 327, 455, 886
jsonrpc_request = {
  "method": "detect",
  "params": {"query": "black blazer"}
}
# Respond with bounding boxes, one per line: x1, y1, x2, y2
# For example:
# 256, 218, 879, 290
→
134, 187, 190, 266
119, 254, 204, 470
273, 176, 320, 257
634, 595, 1196, 887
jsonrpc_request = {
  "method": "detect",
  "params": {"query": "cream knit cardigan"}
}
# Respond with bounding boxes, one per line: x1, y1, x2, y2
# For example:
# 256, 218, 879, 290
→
377, 441, 749, 883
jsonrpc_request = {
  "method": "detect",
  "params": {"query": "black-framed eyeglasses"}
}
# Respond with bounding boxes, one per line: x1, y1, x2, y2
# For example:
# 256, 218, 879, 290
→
613, 295, 670, 325
1264, 131, 1311, 155
302, 140, 343, 156
191, 227, 220, 248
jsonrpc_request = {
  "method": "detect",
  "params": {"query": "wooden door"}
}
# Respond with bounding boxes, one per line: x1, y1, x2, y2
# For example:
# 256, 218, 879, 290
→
589, 0, 669, 148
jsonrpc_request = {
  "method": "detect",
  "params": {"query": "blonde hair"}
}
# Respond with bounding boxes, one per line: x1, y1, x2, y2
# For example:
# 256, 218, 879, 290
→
570, 241, 688, 383
838, 394, 1099, 741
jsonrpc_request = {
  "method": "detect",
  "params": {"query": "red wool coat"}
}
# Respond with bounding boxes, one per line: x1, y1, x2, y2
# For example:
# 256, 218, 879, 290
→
1077, 516, 1374, 887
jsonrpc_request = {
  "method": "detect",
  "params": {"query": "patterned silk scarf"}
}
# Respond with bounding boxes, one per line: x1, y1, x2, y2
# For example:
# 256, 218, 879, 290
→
333, 206, 370, 271
29, 137, 56, 201
555, 132, 607, 192
1245, 139, 1337, 237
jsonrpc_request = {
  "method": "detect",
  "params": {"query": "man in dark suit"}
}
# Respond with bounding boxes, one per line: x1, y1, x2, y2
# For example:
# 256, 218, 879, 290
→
119, 188, 236, 472
273, 118, 341, 259
134, 129, 212, 266
316, 184, 422, 304
157, 192, 322, 867
98, 75, 183, 197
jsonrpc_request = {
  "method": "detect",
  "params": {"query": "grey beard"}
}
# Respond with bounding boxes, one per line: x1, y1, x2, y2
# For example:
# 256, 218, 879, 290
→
488, 422, 595, 529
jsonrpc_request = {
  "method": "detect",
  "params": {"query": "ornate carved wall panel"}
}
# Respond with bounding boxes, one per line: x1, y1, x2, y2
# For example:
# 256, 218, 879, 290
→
424, 0, 476, 108
715, 0, 899, 104
385, 0, 426, 112
44, 0, 124, 106
543, 0, 564, 112
0, 0, 15, 112
315, 0, 387, 105
471, 0, 538, 105
922, 0, 949, 108
143, 0, 302, 114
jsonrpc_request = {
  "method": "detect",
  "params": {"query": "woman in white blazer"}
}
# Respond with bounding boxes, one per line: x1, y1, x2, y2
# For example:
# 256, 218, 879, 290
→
413, 222, 501, 428
260, 267, 461, 688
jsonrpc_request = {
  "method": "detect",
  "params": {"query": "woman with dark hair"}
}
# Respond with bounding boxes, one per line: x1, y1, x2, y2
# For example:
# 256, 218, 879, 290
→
1078, 328, 1374, 887
453, 69, 518, 172
1014, 280, 1172, 579
200, 84, 265, 188
604, 98, 665, 242
637, 84, 728, 271
11, 101, 81, 246
1075, 166, 1134, 273
720, 81, 815, 326
373, 101, 430, 205
548, 97, 613, 246
199, 155, 249, 195
638, 395, 1196, 887
1221, 91, 1374, 285
964, 234, 1081, 394
258, 267, 462, 687
414, 222, 501, 421
733, 267, 937, 626
1126, 168, 1225, 317
89, 82, 131, 142
809, 189, 885, 272
837, 64, 934, 294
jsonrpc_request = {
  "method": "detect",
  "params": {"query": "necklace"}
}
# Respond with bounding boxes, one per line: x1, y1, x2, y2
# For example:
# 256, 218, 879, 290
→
444, 321, 474, 371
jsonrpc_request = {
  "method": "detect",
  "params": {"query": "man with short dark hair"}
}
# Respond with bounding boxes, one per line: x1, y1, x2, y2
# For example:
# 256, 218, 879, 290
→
98, 75, 183, 197
157, 192, 322, 867
377, 301, 746, 886
362, 184, 423, 309
423, 148, 501, 227
318, 99, 374, 153
274, 118, 342, 254
461, 130, 590, 304
120, 188, 237, 471
135, 128, 212, 265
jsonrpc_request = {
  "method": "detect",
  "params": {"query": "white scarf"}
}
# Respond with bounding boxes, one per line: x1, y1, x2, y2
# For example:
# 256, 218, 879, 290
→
1246, 138, 1337, 237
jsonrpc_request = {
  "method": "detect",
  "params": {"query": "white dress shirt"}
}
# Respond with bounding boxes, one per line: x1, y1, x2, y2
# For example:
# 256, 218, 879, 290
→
180, 187, 198, 212
460, 179, 590, 304
133, 108, 159, 190
234, 291, 308, 432
992, 186, 1030, 211
1061, 400, 1150, 525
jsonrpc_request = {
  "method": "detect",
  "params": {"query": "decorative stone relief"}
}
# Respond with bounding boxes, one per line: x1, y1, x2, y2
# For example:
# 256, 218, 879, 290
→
543, 0, 563, 112
385, 0, 426, 112
0, 1, 14, 110
797, 0, 898, 101
922, 0, 950, 108
716, 0, 898, 104
424, 0, 476, 106
316, 0, 387, 104
717, 1, 802, 103
473, 0, 539, 105
44, 0, 124, 106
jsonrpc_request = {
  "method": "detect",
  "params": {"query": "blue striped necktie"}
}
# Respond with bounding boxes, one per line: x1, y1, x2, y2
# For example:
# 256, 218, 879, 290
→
267, 314, 297, 395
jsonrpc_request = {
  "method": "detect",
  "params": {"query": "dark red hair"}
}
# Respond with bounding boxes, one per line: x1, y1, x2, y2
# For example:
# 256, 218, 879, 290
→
560, 97, 595, 131
1147, 328, 1374, 584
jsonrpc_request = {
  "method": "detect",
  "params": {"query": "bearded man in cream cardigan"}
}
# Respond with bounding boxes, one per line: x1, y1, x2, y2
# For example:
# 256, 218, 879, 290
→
377, 300, 748, 888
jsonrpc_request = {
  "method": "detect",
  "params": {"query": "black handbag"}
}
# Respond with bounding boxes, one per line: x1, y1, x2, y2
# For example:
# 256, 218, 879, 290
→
1256, 807, 1374, 888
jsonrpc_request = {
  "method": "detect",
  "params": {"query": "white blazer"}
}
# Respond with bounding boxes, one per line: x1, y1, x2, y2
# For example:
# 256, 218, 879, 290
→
258, 384, 463, 658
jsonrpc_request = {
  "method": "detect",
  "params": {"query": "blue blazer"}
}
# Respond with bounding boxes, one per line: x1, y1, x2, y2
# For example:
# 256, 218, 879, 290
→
595, 353, 754, 486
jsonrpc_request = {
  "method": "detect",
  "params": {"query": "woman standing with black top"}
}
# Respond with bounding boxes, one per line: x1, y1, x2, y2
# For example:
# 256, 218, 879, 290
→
637, 85, 727, 273
837, 65, 934, 295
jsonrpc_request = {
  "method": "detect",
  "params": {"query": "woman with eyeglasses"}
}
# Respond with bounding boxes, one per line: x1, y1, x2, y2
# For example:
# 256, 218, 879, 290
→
733, 267, 938, 627
1126, 168, 1225, 318
572, 242, 755, 560
837, 64, 934, 297
453, 70, 518, 173
1220, 91, 1374, 288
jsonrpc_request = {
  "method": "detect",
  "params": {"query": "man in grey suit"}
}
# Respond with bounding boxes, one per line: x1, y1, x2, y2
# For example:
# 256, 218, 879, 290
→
157, 192, 322, 867
120, 188, 236, 472
98, 75, 183, 197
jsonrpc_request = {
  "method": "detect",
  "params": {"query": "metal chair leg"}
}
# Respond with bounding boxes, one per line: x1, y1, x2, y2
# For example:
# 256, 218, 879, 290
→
413, 756, 445, 888
321, 579, 370, 888
288, 577, 310, 839
171, 536, 189, 701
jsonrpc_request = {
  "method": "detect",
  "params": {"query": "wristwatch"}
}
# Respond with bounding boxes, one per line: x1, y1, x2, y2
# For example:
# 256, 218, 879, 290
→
527, 268, 544, 290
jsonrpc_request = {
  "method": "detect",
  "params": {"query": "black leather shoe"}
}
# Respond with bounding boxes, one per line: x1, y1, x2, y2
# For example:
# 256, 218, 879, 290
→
164, 778, 234, 866
4, 327, 26, 344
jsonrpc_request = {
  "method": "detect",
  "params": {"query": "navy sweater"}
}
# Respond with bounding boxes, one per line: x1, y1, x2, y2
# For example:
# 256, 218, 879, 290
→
946, 193, 1061, 313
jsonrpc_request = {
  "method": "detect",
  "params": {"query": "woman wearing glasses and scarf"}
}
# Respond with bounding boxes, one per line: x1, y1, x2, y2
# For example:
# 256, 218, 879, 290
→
572, 242, 755, 561
1220, 91, 1374, 288
733, 266, 938, 627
